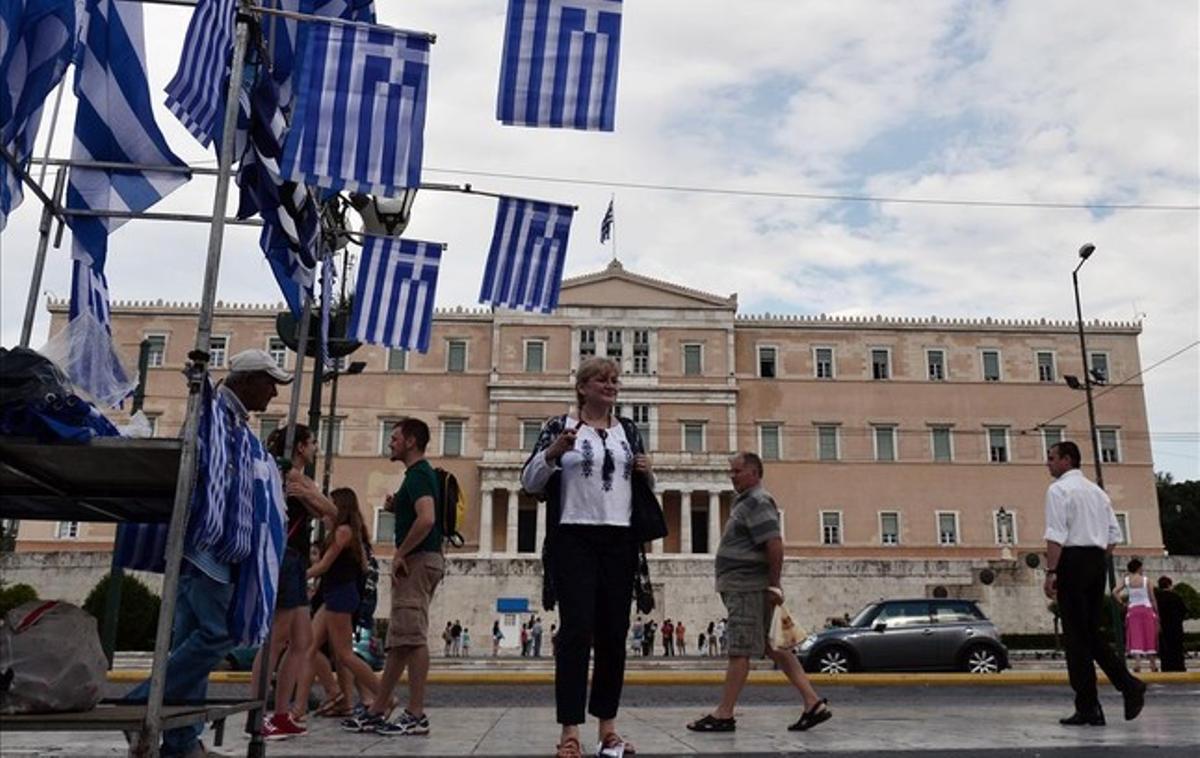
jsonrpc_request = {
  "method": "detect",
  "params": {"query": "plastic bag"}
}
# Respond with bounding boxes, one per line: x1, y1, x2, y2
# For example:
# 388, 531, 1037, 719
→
117, 410, 154, 438
0, 601, 107, 714
771, 604, 806, 650
39, 310, 137, 408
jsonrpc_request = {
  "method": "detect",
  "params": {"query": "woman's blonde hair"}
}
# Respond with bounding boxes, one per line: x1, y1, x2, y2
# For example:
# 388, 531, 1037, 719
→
575, 356, 620, 408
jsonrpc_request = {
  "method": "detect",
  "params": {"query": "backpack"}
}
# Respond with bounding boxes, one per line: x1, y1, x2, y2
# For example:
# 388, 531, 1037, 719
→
434, 467, 466, 547
354, 542, 379, 629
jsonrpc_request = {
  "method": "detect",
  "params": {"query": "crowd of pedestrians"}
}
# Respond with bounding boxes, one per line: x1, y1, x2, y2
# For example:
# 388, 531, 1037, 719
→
628, 617, 731, 656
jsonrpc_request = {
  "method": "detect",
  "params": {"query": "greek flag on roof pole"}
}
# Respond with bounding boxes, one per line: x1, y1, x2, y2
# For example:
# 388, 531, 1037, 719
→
349, 237, 443, 353
497, 0, 622, 131
67, 0, 189, 401
0, 0, 76, 230
164, 0, 236, 147
280, 19, 431, 195
480, 197, 574, 313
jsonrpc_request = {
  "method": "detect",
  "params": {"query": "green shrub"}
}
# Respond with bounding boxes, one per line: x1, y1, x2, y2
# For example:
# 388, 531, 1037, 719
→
82, 573, 161, 651
0, 582, 39, 616
1173, 582, 1200, 620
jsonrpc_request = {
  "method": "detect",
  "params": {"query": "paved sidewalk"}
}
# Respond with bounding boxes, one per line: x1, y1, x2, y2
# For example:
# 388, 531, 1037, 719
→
4, 683, 1197, 756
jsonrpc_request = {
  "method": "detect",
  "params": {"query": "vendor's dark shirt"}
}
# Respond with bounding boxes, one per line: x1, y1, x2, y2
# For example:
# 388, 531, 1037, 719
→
393, 458, 442, 554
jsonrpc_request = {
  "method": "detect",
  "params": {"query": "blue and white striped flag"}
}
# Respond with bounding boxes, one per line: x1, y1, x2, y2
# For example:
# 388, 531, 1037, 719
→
480, 197, 574, 313
0, 0, 76, 230
497, 0, 622, 131
349, 236, 442, 353
280, 20, 431, 195
599, 197, 613, 243
262, 0, 376, 114
164, 0, 236, 147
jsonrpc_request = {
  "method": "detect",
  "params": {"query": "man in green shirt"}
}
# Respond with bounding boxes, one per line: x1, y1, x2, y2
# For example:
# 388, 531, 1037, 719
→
344, 418, 444, 737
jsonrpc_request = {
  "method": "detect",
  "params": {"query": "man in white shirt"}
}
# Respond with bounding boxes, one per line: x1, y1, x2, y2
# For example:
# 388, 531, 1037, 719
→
1042, 441, 1145, 726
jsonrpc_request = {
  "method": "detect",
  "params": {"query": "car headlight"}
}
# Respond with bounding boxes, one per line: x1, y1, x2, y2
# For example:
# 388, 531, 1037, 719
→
798, 635, 817, 652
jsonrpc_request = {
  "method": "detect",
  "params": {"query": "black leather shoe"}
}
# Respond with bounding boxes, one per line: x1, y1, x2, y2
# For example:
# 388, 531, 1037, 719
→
1060, 711, 1106, 726
1124, 679, 1147, 721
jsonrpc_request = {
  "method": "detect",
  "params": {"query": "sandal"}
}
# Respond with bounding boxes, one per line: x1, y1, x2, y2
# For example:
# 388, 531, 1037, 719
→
598, 732, 636, 757
313, 692, 346, 717
555, 736, 583, 758
788, 698, 832, 732
686, 714, 736, 732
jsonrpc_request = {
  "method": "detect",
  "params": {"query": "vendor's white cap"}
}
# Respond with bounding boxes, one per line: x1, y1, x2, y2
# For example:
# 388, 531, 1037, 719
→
228, 349, 293, 383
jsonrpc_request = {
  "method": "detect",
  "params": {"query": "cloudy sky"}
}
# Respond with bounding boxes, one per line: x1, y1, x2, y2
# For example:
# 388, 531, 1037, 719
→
2, 0, 1197, 478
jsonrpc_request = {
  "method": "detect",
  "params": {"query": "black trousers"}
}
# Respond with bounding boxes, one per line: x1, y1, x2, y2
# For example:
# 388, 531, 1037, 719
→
550, 524, 637, 725
1057, 547, 1138, 714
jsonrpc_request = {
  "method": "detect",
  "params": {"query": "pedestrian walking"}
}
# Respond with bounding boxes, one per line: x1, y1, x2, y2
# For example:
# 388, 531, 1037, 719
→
676, 620, 687, 655
706, 622, 717, 656
533, 617, 545, 657
687, 452, 830, 734
1042, 441, 1145, 726
492, 620, 504, 657
631, 617, 644, 655
643, 620, 655, 657
451, 620, 463, 657
1154, 577, 1187, 672
1113, 558, 1159, 672
461, 628, 471, 657
342, 418, 445, 736
442, 622, 453, 657
522, 356, 652, 758
520, 623, 530, 657
717, 618, 728, 656
698, 632, 707, 656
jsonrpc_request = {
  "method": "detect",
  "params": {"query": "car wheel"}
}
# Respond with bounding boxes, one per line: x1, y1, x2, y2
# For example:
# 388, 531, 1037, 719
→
814, 645, 856, 674
961, 644, 1001, 674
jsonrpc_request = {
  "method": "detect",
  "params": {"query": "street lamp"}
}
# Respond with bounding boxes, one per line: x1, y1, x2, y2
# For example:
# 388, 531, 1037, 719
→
1070, 242, 1122, 645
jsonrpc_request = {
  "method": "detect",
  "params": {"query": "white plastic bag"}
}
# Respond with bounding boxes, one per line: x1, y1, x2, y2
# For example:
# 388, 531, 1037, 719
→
771, 604, 806, 650
117, 410, 154, 438
39, 310, 138, 408
0, 601, 107, 714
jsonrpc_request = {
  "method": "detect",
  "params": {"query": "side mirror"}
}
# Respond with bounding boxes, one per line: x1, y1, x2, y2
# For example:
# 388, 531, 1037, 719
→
873, 621, 887, 632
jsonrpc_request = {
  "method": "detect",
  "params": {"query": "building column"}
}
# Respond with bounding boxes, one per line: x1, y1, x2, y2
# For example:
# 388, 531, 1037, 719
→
708, 491, 723, 555
535, 500, 547, 553
680, 491, 693, 554
479, 488, 493, 555
506, 490, 519, 554
652, 489, 665, 554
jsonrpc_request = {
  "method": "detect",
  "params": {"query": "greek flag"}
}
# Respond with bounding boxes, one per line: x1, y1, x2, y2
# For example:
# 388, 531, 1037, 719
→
0, 0, 76, 230
262, 0, 376, 113
600, 197, 613, 243
280, 20, 431, 195
164, 0, 236, 147
349, 236, 442, 352
497, 0, 622, 131
480, 197, 573, 313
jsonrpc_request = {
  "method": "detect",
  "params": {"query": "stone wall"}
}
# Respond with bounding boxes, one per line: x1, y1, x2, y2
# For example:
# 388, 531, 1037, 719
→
4, 552, 1197, 646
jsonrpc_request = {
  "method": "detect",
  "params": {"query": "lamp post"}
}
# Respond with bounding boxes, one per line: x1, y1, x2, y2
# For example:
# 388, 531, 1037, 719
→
1070, 242, 1122, 647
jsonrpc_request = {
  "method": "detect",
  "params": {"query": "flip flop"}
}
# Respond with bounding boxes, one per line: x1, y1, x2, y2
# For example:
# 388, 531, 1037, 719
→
788, 698, 832, 732
686, 714, 736, 732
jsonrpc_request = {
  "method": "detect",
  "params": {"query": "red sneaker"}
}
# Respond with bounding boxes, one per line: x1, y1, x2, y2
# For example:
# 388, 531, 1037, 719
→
262, 712, 307, 740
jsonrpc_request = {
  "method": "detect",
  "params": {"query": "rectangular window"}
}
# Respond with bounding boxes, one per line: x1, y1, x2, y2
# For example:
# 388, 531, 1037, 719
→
267, 337, 288, 369
821, 511, 842, 545
145, 335, 167, 368
1036, 351, 1056, 382
579, 328, 596, 359
379, 420, 401, 455
447, 340, 467, 372
931, 427, 953, 462
521, 421, 542, 452
524, 340, 545, 373
817, 425, 839, 461
682, 343, 703, 375
758, 346, 777, 378
442, 420, 465, 457
387, 348, 407, 372
632, 330, 650, 374
880, 511, 900, 545
1089, 352, 1110, 383
209, 336, 228, 368
1041, 426, 1064, 452
1098, 428, 1121, 463
814, 347, 835, 379
606, 330, 623, 362
874, 425, 896, 462
260, 416, 281, 441
871, 348, 890, 380
630, 404, 651, 447
318, 417, 344, 455
982, 350, 1001, 382
987, 427, 1009, 463
374, 508, 395, 543
994, 509, 1017, 545
759, 424, 781, 460
56, 521, 80, 539
1115, 512, 1129, 545
683, 422, 705, 453
927, 349, 946, 381
937, 512, 959, 545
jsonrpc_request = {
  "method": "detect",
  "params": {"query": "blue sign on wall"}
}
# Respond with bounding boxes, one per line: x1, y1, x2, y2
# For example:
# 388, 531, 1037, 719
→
496, 597, 530, 613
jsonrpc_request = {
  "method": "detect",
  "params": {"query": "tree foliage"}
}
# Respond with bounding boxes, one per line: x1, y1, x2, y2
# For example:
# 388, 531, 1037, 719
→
1173, 582, 1200, 620
1156, 473, 1200, 556
0, 582, 39, 616
82, 573, 161, 652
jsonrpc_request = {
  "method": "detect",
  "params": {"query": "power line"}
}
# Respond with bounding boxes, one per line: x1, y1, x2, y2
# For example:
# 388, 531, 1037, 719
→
425, 166, 1200, 212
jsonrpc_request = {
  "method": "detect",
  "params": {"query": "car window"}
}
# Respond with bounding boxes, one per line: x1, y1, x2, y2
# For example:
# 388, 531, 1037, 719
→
849, 603, 879, 628
874, 601, 930, 628
932, 601, 983, 623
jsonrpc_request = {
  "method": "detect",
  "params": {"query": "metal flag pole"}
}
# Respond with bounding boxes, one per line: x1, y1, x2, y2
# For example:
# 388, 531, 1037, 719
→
136, 13, 251, 758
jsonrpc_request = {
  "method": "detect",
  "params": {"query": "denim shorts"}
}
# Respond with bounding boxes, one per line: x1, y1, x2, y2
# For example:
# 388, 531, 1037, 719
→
323, 580, 360, 615
277, 548, 308, 610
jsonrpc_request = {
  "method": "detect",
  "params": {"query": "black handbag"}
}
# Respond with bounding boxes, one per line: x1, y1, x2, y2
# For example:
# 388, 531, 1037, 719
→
630, 471, 668, 543
633, 545, 655, 614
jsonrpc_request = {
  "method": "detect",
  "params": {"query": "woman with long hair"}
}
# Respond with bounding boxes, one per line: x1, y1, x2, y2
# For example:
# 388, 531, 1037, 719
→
522, 356, 652, 758
303, 488, 380, 711
1113, 558, 1160, 673
253, 424, 335, 739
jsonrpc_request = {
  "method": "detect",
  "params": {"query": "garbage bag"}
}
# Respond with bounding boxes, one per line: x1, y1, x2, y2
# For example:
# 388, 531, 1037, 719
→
0, 601, 107, 714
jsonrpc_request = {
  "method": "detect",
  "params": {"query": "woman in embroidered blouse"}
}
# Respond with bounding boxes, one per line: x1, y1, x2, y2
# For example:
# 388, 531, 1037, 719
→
522, 356, 652, 758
